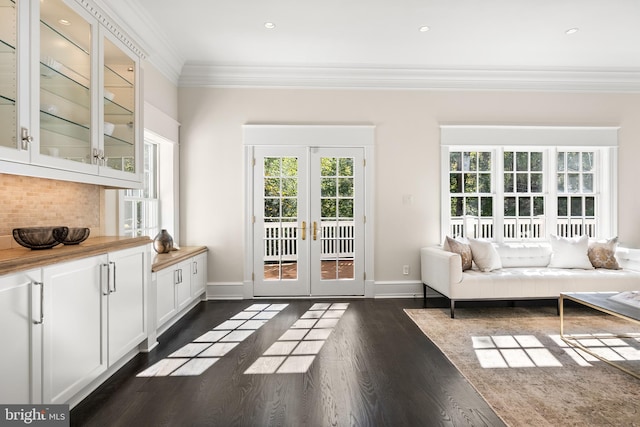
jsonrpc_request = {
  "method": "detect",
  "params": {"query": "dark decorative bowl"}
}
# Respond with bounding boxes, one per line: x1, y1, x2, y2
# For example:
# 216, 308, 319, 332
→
13, 226, 69, 250
58, 227, 90, 245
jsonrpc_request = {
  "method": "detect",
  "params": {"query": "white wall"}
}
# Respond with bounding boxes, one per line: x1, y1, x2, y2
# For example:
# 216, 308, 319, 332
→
142, 60, 179, 121
178, 87, 640, 288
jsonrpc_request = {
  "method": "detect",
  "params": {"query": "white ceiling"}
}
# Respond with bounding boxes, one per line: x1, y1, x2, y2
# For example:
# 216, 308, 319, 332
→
100, 0, 640, 90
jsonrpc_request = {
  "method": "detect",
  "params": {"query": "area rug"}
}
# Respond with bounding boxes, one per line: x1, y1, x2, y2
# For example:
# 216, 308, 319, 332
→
405, 306, 640, 427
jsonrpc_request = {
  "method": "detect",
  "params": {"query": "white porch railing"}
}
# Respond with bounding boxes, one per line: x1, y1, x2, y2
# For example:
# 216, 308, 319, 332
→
320, 221, 355, 260
450, 216, 596, 240
556, 218, 596, 238
263, 222, 298, 262
263, 221, 355, 261
503, 218, 545, 240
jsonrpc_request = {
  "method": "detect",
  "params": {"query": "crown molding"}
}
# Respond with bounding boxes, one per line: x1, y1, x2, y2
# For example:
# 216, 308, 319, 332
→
76, 0, 146, 59
179, 64, 640, 92
89, 0, 184, 85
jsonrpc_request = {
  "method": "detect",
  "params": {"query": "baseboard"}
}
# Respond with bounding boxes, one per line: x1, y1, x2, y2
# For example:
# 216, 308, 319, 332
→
206, 282, 245, 300
205, 280, 437, 299
373, 280, 424, 298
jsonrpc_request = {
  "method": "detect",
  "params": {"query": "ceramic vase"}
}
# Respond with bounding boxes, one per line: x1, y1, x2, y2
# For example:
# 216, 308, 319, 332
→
153, 229, 174, 253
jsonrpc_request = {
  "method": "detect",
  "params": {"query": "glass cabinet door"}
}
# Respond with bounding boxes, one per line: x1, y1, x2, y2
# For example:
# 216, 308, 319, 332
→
0, 0, 17, 151
39, 0, 92, 164
103, 36, 136, 175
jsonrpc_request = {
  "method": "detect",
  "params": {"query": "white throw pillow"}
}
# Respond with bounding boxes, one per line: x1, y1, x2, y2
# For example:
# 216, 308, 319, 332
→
468, 238, 502, 272
547, 234, 594, 269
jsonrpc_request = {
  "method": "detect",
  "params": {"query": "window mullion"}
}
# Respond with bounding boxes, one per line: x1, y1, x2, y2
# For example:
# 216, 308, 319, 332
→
546, 148, 557, 240
494, 147, 504, 243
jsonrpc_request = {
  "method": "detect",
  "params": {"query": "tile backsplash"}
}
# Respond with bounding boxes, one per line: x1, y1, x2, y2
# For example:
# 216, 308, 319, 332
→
0, 174, 102, 249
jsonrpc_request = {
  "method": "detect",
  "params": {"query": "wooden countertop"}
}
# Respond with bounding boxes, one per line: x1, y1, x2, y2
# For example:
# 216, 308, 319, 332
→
151, 246, 208, 272
0, 236, 151, 276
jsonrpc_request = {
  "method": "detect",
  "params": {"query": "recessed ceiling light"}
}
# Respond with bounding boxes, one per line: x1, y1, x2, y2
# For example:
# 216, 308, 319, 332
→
58, 19, 71, 26
264, 22, 276, 29
565, 27, 579, 35
419, 26, 430, 32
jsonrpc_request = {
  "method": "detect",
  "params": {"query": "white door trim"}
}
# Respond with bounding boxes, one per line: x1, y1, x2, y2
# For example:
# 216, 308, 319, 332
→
243, 124, 375, 298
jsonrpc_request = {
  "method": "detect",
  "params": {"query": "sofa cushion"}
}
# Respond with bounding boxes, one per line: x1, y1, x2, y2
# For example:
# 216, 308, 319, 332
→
450, 267, 640, 300
548, 235, 594, 269
495, 243, 551, 268
588, 237, 621, 270
468, 238, 502, 272
444, 236, 472, 271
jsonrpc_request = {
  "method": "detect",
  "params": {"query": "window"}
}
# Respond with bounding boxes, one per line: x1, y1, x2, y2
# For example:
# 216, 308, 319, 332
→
122, 141, 159, 237
448, 151, 493, 238
556, 151, 597, 237
441, 126, 618, 242
503, 150, 545, 239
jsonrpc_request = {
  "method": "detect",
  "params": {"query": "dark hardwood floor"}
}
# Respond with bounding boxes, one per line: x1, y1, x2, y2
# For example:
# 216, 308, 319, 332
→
71, 299, 505, 426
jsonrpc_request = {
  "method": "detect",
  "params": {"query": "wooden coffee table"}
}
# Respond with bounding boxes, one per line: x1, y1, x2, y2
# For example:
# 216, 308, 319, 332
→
560, 291, 640, 379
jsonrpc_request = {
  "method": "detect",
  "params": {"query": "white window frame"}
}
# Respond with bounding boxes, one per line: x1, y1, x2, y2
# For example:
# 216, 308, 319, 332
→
120, 140, 159, 238
440, 126, 618, 243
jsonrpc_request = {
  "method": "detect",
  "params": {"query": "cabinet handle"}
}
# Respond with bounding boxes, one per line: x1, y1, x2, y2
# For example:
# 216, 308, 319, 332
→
102, 263, 110, 295
33, 281, 44, 325
110, 261, 117, 293
313, 221, 318, 241
21, 127, 33, 150
174, 269, 180, 285
179, 269, 183, 283
93, 148, 105, 165
193, 261, 198, 275
301, 221, 307, 240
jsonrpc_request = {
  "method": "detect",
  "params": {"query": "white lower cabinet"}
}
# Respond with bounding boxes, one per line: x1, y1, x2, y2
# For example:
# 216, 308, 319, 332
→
157, 259, 191, 326
176, 260, 192, 312
156, 264, 177, 327
155, 250, 207, 333
0, 242, 149, 406
0, 269, 42, 404
42, 255, 108, 404
191, 253, 207, 298
106, 246, 147, 364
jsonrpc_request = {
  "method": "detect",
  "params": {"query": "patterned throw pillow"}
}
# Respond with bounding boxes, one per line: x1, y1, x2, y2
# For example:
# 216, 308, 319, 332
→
444, 236, 473, 271
588, 237, 621, 269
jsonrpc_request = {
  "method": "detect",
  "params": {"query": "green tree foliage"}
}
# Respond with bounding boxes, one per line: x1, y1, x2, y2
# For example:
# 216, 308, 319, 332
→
450, 151, 492, 217
321, 157, 354, 219
262, 156, 356, 220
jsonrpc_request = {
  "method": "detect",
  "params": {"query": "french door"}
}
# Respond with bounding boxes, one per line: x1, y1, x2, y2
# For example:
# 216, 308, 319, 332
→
253, 146, 365, 296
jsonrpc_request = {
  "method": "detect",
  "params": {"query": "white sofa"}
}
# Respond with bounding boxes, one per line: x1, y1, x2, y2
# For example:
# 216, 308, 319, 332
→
420, 242, 640, 318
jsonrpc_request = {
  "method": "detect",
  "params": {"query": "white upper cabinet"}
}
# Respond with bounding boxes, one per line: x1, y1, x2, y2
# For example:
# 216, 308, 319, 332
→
0, 0, 142, 187
100, 30, 140, 182
0, 0, 31, 163
37, 0, 95, 173
0, 0, 18, 154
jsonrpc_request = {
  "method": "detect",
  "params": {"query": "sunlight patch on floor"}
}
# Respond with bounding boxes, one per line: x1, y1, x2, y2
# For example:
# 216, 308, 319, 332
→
549, 333, 640, 366
136, 303, 288, 377
244, 302, 349, 375
473, 335, 562, 368
473, 333, 640, 370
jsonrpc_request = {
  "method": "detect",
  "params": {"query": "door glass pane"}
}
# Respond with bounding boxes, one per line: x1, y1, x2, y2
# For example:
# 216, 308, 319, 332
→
320, 157, 354, 280
263, 157, 298, 281
40, 0, 91, 162
104, 37, 135, 172
0, 0, 16, 149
